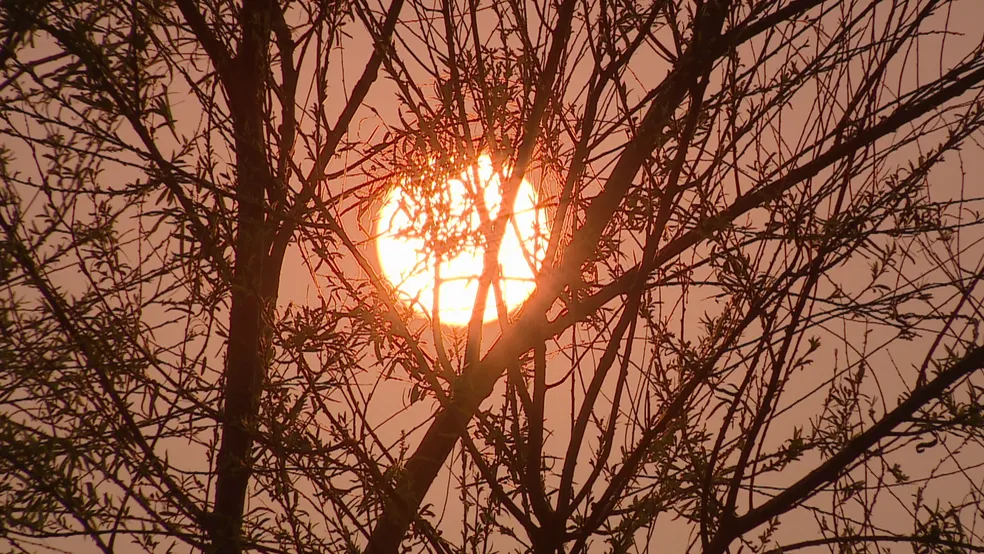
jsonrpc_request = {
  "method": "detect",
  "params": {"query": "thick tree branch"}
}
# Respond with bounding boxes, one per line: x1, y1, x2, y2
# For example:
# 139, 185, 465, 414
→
173, 0, 238, 99
210, 0, 278, 553
710, 344, 984, 553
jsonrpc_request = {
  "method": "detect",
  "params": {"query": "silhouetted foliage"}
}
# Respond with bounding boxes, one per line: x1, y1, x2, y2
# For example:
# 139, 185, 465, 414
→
2, 0, 984, 553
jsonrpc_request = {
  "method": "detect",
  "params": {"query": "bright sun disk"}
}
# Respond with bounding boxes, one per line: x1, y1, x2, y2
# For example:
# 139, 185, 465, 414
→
376, 154, 548, 326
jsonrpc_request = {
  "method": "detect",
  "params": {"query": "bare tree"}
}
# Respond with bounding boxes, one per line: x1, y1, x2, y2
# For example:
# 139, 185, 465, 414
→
2, 0, 984, 553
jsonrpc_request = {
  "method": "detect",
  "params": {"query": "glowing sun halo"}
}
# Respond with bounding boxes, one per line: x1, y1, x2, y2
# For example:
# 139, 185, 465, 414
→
376, 155, 548, 326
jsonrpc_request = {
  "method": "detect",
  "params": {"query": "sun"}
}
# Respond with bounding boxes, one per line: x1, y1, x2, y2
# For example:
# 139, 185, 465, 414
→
376, 154, 548, 326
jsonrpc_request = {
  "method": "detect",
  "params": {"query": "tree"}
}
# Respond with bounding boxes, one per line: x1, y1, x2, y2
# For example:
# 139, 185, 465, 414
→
2, 0, 984, 552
